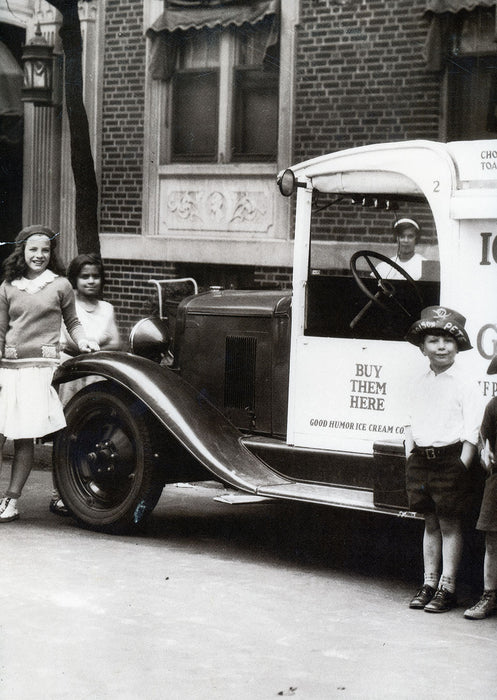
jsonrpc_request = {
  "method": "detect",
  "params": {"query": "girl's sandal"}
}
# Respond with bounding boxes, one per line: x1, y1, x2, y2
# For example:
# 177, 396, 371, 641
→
49, 498, 70, 517
0, 499, 19, 522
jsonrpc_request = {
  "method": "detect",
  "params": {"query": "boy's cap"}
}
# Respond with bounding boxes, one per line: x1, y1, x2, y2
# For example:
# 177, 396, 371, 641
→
405, 306, 472, 351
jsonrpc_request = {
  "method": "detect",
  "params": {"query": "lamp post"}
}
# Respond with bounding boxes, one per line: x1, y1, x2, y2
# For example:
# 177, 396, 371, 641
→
21, 23, 54, 105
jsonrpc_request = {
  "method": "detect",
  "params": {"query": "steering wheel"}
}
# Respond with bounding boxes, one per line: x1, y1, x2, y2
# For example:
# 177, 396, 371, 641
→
349, 250, 423, 328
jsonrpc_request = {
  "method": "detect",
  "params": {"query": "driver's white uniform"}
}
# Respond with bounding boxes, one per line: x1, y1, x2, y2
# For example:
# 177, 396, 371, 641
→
375, 252, 426, 280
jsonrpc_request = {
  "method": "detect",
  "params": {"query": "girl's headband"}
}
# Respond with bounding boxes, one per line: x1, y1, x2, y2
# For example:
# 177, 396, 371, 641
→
393, 218, 420, 231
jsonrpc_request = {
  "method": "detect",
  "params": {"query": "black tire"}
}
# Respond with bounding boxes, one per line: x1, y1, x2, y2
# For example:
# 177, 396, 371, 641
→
53, 381, 164, 533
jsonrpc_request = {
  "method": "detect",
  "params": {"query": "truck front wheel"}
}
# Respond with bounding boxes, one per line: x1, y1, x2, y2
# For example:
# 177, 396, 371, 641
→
53, 381, 164, 533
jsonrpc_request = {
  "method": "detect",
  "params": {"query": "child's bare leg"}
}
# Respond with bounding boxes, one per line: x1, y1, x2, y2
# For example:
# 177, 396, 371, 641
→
5, 438, 34, 499
408, 512, 442, 608
422, 515, 462, 612
483, 531, 497, 591
463, 531, 497, 618
438, 515, 463, 591
423, 512, 442, 585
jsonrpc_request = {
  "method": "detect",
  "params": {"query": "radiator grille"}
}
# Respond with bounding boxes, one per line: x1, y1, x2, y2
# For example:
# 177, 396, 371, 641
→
224, 335, 257, 410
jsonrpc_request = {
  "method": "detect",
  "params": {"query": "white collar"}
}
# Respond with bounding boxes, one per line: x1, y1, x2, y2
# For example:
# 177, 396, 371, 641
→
12, 269, 58, 294
427, 362, 459, 379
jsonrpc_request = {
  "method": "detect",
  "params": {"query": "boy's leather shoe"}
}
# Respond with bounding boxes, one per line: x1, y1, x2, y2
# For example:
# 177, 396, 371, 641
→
409, 584, 436, 609
424, 586, 457, 613
464, 590, 497, 619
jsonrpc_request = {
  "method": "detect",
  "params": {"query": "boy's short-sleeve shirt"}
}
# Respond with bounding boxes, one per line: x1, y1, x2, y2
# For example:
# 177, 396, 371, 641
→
406, 363, 482, 447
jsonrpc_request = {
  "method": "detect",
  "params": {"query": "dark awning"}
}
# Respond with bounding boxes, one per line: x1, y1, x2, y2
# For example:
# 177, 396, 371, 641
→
147, 0, 279, 80
0, 41, 23, 117
423, 0, 497, 71
150, 0, 278, 33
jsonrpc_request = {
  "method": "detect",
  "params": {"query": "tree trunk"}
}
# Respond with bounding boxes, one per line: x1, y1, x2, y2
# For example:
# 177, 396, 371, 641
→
47, 0, 100, 255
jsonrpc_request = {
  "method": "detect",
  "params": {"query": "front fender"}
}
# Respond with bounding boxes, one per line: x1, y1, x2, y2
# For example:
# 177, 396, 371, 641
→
54, 352, 289, 493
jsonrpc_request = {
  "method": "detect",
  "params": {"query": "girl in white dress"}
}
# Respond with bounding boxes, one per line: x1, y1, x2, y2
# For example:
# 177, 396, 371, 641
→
374, 218, 426, 280
0, 226, 99, 523
51, 253, 121, 515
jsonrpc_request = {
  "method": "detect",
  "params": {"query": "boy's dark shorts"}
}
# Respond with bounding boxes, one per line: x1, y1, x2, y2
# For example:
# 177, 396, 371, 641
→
476, 473, 497, 532
406, 448, 471, 518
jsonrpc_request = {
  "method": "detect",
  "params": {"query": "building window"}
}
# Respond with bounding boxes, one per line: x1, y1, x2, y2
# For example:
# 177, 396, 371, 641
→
446, 8, 497, 140
167, 18, 279, 164
172, 66, 220, 161
447, 55, 497, 140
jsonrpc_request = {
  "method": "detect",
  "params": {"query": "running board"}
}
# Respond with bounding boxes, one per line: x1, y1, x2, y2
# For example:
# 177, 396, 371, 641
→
213, 492, 274, 504
254, 481, 419, 519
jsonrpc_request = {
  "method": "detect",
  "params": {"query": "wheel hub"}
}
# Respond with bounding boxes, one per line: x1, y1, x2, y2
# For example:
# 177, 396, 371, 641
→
87, 440, 119, 475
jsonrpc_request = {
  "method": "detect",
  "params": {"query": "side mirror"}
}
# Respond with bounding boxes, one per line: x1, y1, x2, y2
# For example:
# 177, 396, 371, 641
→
277, 168, 297, 197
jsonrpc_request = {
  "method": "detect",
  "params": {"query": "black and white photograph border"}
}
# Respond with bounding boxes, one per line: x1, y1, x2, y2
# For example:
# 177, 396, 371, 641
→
0, 1, 496, 698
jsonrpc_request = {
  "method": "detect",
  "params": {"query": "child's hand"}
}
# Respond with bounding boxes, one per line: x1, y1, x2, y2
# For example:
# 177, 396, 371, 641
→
78, 339, 100, 353
480, 439, 495, 472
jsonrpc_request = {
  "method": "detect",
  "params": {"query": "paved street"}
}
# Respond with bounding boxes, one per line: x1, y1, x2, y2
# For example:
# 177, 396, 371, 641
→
0, 449, 496, 699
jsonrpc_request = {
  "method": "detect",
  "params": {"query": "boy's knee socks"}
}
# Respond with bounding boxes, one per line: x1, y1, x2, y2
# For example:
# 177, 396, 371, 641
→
424, 572, 439, 587
439, 575, 456, 593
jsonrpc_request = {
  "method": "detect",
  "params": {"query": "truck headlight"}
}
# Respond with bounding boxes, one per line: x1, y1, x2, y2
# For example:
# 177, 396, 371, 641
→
129, 317, 170, 363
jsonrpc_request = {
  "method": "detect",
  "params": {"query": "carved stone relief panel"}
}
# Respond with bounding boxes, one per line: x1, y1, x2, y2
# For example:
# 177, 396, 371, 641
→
159, 175, 278, 238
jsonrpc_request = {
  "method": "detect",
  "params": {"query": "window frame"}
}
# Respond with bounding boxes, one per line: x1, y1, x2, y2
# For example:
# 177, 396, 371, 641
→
137, 0, 299, 269
164, 24, 279, 165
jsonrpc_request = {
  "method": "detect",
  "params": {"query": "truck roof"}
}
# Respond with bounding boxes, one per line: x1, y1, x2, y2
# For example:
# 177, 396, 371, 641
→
280, 139, 497, 203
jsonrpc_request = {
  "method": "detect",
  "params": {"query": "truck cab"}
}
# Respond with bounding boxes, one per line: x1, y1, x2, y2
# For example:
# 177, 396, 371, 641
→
54, 140, 497, 532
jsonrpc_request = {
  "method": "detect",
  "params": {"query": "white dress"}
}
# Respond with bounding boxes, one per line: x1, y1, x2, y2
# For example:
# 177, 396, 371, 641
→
374, 253, 426, 280
58, 298, 120, 405
0, 365, 66, 439
0, 272, 68, 439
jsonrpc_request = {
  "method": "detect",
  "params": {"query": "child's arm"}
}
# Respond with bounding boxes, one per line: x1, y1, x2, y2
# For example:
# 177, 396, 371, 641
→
480, 437, 494, 471
460, 379, 486, 469
60, 282, 99, 353
0, 283, 9, 359
99, 305, 121, 350
404, 425, 414, 458
480, 398, 497, 446
479, 398, 497, 471
460, 440, 476, 469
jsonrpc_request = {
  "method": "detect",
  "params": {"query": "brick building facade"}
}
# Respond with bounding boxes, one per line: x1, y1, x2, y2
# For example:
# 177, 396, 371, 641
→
294, 1, 440, 157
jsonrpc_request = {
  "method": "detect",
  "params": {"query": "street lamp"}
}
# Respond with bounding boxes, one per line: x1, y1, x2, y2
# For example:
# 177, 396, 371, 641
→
21, 23, 54, 105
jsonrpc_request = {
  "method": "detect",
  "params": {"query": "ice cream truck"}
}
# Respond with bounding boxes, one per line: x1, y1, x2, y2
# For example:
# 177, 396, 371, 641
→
53, 140, 497, 533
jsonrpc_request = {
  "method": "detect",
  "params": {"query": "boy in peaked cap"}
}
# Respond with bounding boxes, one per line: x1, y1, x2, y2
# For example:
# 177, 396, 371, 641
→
404, 307, 483, 613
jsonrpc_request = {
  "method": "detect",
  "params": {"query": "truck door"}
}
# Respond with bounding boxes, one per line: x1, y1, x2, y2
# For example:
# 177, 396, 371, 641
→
285, 174, 445, 456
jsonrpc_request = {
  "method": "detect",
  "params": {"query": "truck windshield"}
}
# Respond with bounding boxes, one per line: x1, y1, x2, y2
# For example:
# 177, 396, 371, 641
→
305, 194, 440, 342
